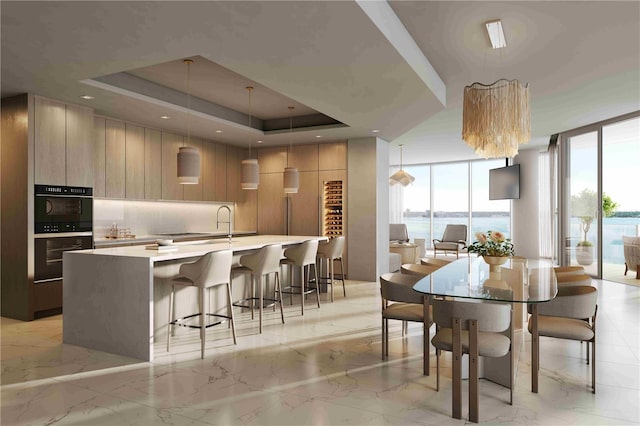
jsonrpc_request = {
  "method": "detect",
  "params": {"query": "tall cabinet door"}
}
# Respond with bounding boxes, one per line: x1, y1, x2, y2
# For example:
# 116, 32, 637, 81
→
183, 137, 203, 201
161, 132, 183, 200
105, 120, 126, 198
125, 124, 145, 199
34, 97, 66, 185
93, 117, 106, 197
289, 171, 319, 236
66, 104, 94, 188
201, 140, 216, 201
214, 144, 227, 201
144, 129, 162, 200
258, 173, 285, 235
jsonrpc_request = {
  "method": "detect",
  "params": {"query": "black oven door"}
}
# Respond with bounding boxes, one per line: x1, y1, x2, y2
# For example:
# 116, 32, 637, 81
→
34, 195, 92, 233
34, 236, 93, 282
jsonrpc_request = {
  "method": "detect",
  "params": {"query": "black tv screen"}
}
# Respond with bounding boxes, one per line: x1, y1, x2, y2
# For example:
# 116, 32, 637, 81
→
489, 164, 520, 200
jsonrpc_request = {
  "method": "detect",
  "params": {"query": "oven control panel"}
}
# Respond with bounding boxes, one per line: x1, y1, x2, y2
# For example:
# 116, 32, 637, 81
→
35, 185, 93, 196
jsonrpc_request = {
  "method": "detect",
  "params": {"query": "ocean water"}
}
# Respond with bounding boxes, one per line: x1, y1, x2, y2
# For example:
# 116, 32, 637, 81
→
404, 216, 640, 264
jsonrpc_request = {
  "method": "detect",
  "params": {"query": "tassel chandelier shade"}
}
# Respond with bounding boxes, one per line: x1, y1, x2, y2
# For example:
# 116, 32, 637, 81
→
283, 106, 299, 194
241, 86, 260, 190
389, 144, 414, 186
462, 78, 530, 158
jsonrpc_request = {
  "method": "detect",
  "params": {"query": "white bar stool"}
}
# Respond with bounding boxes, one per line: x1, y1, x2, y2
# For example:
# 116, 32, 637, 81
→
232, 244, 284, 333
167, 250, 235, 359
280, 239, 320, 315
316, 236, 346, 302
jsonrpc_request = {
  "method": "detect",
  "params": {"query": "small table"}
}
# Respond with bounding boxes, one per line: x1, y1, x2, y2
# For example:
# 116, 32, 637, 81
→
389, 242, 419, 264
412, 257, 557, 421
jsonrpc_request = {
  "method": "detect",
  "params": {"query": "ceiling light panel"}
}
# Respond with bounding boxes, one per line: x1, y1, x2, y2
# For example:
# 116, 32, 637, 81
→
485, 20, 506, 49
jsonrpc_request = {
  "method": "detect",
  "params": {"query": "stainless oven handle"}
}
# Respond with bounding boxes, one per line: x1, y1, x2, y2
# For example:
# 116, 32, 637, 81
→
34, 277, 62, 284
34, 232, 93, 238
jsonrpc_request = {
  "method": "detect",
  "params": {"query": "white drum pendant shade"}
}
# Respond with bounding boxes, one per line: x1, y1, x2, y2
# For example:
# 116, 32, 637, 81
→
283, 167, 299, 194
241, 158, 259, 190
177, 147, 201, 184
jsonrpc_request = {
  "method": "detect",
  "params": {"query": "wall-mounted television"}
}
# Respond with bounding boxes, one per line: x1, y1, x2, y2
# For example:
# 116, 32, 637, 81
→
489, 164, 520, 200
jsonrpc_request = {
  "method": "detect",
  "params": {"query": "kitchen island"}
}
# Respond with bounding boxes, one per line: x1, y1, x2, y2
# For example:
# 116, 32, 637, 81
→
63, 235, 326, 361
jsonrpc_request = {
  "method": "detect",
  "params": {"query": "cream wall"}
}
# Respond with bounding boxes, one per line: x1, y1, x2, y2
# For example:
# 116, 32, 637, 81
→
512, 150, 541, 258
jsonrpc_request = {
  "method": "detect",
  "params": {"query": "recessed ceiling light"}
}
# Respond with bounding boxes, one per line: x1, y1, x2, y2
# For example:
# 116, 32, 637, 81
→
315, 135, 322, 138
485, 19, 506, 49
80, 95, 94, 100
215, 130, 223, 133
257, 140, 263, 144
372, 129, 380, 133
161, 115, 171, 120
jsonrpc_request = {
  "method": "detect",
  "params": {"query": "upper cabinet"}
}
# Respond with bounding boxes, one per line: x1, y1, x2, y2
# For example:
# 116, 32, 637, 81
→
182, 137, 203, 201
105, 120, 126, 198
144, 129, 162, 200
319, 142, 347, 170
34, 97, 95, 187
125, 124, 145, 199
161, 132, 184, 201
93, 117, 106, 197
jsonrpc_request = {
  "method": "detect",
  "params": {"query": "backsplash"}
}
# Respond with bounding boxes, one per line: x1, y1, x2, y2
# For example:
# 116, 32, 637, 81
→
93, 199, 234, 238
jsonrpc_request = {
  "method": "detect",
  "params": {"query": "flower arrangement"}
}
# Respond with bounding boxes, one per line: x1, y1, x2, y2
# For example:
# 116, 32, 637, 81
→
467, 230, 514, 257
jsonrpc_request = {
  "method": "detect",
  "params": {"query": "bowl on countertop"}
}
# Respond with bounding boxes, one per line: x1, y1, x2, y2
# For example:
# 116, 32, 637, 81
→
156, 239, 174, 246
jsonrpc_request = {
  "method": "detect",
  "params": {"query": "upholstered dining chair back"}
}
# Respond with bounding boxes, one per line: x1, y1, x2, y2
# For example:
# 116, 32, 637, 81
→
389, 224, 409, 243
432, 299, 511, 333
380, 272, 423, 305
401, 263, 438, 277
529, 285, 597, 319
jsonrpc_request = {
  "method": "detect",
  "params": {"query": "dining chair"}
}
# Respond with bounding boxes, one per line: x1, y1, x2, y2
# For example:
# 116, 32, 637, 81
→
420, 257, 452, 268
167, 250, 235, 359
380, 272, 432, 376
528, 285, 598, 393
433, 224, 467, 258
400, 263, 439, 277
431, 299, 512, 422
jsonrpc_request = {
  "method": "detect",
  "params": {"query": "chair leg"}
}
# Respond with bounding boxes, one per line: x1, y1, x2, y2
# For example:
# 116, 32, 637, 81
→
276, 271, 285, 324
227, 282, 237, 344
592, 337, 596, 394
452, 318, 462, 420
258, 275, 263, 334
436, 348, 440, 391
300, 265, 305, 316
314, 263, 320, 308
289, 264, 294, 306
166, 285, 175, 352
381, 316, 386, 360
250, 273, 255, 320
200, 287, 206, 359
586, 341, 590, 364
340, 257, 346, 297
469, 319, 479, 423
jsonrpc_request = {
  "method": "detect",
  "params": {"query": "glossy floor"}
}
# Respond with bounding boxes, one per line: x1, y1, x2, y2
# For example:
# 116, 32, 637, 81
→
2, 279, 639, 425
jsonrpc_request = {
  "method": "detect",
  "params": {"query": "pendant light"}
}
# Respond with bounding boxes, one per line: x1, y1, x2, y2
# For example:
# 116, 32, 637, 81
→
283, 106, 299, 194
177, 58, 201, 184
389, 144, 415, 186
241, 86, 260, 190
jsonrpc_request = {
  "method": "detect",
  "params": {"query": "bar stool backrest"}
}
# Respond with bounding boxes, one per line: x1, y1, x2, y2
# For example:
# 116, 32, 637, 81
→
284, 240, 318, 266
240, 244, 283, 275
433, 299, 510, 333
318, 236, 345, 259
178, 250, 233, 288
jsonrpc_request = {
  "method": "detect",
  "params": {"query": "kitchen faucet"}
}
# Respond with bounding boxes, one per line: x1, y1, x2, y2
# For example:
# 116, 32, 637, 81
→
216, 205, 232, 243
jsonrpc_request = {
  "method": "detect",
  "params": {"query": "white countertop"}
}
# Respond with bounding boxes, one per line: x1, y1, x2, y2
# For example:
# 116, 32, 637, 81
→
74, 235, 327, 262
93, 230, 256, 248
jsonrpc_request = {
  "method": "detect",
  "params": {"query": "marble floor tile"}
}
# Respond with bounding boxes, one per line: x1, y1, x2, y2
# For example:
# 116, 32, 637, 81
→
1, 278, 639, 425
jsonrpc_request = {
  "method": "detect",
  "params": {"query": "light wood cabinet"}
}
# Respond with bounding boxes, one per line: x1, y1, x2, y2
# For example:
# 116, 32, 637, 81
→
258, 173, 285, 234
66, 104, 94, 187
105, 120, 126, 198
94, 117, 106, 197
144, 129, 162, 200
319, 142, 347, 170
214, 143, 227, 201
226, 145, 242, 202
201, 140, 216, 201
182, 137, 203, 201
34, 97, 66, 185
258, 147, 287, 173
125, 124, 145, 199
289, 171, 319, 236
290, 144, 319, 172
161, 132, 183, 200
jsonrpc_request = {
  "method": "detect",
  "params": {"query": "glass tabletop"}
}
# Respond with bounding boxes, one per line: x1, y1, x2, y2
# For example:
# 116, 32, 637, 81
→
413, 257, 557, 303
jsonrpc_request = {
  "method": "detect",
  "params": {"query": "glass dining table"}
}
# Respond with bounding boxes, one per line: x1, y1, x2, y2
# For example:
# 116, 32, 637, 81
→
412, 256, 557, 421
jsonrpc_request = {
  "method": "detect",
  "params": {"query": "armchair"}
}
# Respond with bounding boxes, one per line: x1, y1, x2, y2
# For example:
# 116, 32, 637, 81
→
433, 224, 467, 258
622, 236, 640, 279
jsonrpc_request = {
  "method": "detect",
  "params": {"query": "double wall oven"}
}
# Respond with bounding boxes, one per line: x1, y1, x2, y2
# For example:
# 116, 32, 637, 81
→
34, 185, 93, 315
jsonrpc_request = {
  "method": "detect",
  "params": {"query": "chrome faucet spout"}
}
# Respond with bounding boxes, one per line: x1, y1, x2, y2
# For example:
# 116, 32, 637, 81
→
216, 205, 232, 243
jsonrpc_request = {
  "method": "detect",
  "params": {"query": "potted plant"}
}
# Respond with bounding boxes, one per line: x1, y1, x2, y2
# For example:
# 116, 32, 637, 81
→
571, 189, 618, 266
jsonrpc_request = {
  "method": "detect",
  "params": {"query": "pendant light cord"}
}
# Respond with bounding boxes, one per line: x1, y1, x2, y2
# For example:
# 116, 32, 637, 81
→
184, 59, 193, 144
247, 86, 254, 159
288, 106, 294, 167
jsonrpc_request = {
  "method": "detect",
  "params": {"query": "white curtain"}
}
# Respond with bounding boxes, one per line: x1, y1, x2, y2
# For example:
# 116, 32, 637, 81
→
389, 166, 404, 224
538, 145, 558, 259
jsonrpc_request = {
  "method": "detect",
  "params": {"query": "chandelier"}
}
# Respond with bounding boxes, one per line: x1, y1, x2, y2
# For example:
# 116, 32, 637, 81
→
389, 144, 414, 186
462, 78, 530, 158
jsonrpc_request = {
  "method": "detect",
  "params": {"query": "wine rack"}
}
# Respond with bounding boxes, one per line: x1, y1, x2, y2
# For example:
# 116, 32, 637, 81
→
322, 180, 343, 238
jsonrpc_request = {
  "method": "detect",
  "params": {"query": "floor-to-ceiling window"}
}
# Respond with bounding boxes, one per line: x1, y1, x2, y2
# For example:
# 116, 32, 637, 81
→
560, 111, 640, 282
393, 159, 512, 249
